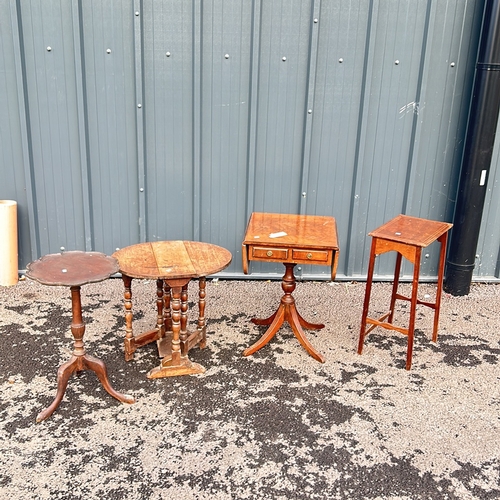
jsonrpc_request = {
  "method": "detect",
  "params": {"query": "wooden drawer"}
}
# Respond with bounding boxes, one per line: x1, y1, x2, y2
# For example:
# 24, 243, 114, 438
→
252, 246, 288, 260
292, 249, 329, 263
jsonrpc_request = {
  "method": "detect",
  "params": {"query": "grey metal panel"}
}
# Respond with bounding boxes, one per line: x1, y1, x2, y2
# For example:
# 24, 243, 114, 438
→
134, 0, 147, 243
248, 0, 314, 276
71, 0, 92, 252
299, 0, 321, 218
19, 0, 85, 255
405, 0, 483, 277
304, 0, 372, 278
81, 0, 140, 254
348, 0, 433, 278
476, 111, 500, 278
2, 0, 498, 280
252, 0, 312, 215
0, 0, 32, 267
199, 0, 253, 273
193, 0, 202, 241
143, 0, 195, 242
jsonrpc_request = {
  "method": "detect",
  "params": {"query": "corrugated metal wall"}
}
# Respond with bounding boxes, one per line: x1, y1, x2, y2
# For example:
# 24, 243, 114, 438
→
2, 0, 499, 280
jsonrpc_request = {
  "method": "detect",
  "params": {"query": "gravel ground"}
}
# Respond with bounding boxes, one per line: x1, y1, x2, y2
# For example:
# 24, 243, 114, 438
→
0, 277, 499, 499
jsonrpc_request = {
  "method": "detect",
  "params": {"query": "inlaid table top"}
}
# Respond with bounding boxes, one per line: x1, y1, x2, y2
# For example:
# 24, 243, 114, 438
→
242, 212, 339, 280
369, 214, 453, 248
242, 212, 339, 250
113, 241, 232, 280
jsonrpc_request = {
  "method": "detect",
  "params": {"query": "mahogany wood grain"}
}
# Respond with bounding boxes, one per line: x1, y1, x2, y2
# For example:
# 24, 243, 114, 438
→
242, 213, 340, 362
26, 251, 134, 422
113, 241, 232, 378
358, 215, 452, 370
242, 212, 339, 279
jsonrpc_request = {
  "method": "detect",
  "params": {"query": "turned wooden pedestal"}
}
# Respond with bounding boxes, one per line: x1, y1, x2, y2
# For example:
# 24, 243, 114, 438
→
26, 251, 134, 422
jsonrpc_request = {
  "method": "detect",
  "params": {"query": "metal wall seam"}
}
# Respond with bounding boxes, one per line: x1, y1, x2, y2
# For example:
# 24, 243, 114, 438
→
72, 0, 92, 251
400, 0, 433, 216
134, 0, 146, 242
403, 0, 480, 225
192, 0, 202, 241
2, 0, 497, 278
10, 0, 39, 261
478, 136, 500, 277
403, 0, 451, 221
245, 0, 262, 220
299, 0, 321, 217
345, 0, 377, 277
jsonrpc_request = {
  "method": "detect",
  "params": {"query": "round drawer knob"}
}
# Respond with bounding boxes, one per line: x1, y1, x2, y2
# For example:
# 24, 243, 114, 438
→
266, 250, 273, 257
307, 253, 313, 259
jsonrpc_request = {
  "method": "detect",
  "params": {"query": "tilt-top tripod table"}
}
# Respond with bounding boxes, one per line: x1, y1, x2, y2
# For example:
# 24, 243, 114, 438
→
26, 251, 135, 422
242, 212, 339, 362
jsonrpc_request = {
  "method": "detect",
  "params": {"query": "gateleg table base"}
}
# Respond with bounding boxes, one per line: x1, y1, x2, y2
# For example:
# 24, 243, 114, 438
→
147, 357, 206, 379
121, 276, 209, 378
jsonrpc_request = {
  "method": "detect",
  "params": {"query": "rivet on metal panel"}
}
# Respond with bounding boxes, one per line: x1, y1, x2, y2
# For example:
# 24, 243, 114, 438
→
282, 56, 287, 61
338, 58, 343, 63
46, 46, 52, 52
106, 49, 111, 54
395, 60, 400, 65
166, 52, 171, 57
225, 54, 229, 59
115, 248, 120, 251
302, 192, 306, 198
314, 18, 318, 23
450, 62, 456, 67
297, 267, 302, 271
308, 109, 312, 114
425, 253, 430, 258
140, 188, 144, 192
135, 11, 140, 16
137, 104, 142, 108
60, 247, 65, 252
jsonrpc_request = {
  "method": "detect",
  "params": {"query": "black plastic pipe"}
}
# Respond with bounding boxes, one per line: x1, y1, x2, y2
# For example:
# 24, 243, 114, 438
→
444, 0, 500, 296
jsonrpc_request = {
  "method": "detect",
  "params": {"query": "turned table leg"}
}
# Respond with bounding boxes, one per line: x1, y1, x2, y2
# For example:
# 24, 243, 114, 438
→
179, 283, 189, 356
37, 286, 134, 422
198, 277, 207, 348
147, 278, 206, 378
163, 281, 172, 332
122, 275, 135, 361
156, 278, 165, 339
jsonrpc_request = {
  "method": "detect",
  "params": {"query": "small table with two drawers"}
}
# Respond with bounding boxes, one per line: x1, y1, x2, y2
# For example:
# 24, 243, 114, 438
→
242, 212, 339, 362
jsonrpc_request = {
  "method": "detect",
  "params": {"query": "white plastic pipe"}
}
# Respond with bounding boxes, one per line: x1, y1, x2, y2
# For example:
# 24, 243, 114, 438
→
0, 200, 18, 286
